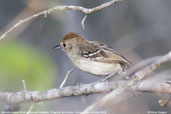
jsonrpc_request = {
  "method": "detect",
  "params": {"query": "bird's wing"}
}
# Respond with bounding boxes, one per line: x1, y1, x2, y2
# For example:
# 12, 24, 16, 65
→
80, 41, 130, 65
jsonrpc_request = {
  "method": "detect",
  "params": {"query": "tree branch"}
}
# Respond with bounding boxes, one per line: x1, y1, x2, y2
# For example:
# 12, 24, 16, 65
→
0, 80, 170, 105
0, 0, 122, 40
82, 51, 171, 112
60, 67, 76, 88
26, 103, 34, 114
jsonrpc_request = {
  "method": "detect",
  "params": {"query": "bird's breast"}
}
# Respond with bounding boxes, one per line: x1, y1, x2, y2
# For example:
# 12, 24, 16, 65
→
71, 57, 123, 76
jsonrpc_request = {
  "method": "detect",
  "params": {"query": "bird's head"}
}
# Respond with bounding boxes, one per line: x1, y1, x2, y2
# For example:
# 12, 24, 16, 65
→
53, 32, 85, 53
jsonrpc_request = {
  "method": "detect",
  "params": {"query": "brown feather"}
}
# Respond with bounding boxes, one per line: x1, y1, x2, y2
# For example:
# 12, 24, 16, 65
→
80, 41, 130, 65
62, 32, 83, 42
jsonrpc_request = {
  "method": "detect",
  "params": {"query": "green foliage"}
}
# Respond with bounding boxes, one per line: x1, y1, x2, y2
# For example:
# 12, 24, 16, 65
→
0, 41, 56, 91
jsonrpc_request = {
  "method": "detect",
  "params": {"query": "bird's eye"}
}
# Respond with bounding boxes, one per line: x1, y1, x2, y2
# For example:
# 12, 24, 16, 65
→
63, 43, 66, 47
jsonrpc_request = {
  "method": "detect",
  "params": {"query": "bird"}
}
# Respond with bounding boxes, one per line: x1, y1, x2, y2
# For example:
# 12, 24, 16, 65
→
53, 32, 130, 76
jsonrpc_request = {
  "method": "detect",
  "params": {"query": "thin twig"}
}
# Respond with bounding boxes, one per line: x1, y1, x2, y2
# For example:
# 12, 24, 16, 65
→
81, 15, 88, 30
159, 95, 171, 107
22, 80, 27, 102
60, 67, 76, 88
22, 80, 27, 91
0, 0, 122, 40
26, 103, 35, 114
159, 80, 171, 107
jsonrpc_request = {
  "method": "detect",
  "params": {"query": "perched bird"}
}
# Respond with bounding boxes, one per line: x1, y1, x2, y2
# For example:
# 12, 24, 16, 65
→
53, 32, 130, 76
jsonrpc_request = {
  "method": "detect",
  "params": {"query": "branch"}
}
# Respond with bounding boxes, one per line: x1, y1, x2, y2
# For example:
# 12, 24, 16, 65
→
60, 67, 76, 88
26, 103, 34, 114
0, 80, 170, 106
0, 0, 122, 40
82, 51, 171, 112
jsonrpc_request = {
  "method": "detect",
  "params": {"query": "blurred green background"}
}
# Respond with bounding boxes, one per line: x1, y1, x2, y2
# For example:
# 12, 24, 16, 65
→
0, 0, 171, 113
0, 41, 56, 91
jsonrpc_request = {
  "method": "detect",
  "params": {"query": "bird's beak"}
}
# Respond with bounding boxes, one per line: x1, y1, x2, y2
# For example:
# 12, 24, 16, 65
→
53, 44, 62, 50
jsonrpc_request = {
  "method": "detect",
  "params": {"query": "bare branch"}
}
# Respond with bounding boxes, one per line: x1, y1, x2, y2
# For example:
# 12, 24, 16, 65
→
0, 80, 170, 105
81, 15, 88, 30
82, 51, 171, 113
0, 0, 122, 40
26, 103, 35, 114
159, 93, 171, 107
60, 67, 76, 88
22, 80, 27, 92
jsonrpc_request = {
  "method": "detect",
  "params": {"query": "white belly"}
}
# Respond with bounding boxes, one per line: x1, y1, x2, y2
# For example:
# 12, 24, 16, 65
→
72, 58, 121, 76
